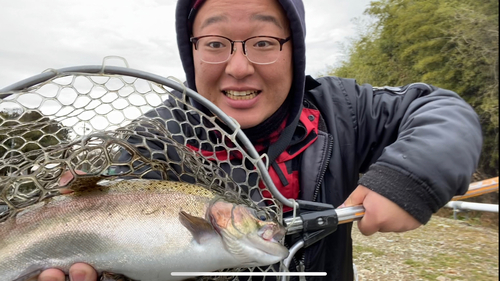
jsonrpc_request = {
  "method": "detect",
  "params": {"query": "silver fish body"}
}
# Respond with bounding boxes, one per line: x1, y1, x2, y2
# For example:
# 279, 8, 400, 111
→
0, 180, 288, 281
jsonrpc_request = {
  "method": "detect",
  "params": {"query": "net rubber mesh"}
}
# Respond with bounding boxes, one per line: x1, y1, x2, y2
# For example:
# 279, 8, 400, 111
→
0, 66, 287, 278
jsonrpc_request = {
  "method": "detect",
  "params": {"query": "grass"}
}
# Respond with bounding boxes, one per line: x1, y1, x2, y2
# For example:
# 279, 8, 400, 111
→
352, 215, 499, 280
353, 245, 385, 257
403, 252, 498, 280
435, 208, 499, 230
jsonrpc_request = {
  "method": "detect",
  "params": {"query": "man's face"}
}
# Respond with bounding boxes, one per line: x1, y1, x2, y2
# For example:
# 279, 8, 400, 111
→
192, 0, 293, 129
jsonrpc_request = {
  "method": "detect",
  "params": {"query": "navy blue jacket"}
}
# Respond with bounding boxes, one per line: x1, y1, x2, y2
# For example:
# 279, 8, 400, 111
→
291, 76, 482, 280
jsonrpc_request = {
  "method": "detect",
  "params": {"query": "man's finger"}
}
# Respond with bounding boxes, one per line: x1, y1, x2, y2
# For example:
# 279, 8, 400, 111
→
37, 263, 97, 281
69, 263, 98, 281
38, 268, 65, 281
340, 185, 380, 235
353, 188, 379, 236
341, 185, 370, 207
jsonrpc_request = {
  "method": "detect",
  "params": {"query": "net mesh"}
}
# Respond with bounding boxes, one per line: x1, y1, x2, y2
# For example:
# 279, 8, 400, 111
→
0, 66, 287, 277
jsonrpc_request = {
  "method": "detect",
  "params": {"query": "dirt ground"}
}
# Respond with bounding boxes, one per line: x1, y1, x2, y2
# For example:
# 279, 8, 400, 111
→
351, 215, 499, 281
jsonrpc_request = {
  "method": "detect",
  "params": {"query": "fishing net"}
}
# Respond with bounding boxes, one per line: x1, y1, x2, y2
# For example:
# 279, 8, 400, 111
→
0, 59, 289, 278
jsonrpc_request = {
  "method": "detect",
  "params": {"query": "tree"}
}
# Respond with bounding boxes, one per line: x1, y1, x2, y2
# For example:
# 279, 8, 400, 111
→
0, 110, 71, 175
330, 0, 498, 177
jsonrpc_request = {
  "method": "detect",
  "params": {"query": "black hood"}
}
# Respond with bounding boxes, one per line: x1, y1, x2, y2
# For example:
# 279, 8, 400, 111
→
175, 0, 307, 160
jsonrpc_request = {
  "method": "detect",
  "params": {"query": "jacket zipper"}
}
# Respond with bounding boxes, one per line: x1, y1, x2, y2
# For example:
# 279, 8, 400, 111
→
312, 133, 334, 202
303, 133, 334, 278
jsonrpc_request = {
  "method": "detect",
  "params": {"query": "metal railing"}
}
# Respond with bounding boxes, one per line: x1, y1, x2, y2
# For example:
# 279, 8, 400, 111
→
445, 177, 498, 219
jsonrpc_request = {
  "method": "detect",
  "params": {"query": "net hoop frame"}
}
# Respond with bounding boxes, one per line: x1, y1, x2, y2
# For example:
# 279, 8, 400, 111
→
0, 65, 297, 210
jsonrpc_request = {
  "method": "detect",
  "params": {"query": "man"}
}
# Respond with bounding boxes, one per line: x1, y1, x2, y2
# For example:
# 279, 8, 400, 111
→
39, 0, 482, 280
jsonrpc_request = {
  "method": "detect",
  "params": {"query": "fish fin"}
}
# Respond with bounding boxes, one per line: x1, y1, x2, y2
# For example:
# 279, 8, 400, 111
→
100, 271, 139, 281
65, 175, 105, 192
12, 266, 43, 281
179, 210, 217, 244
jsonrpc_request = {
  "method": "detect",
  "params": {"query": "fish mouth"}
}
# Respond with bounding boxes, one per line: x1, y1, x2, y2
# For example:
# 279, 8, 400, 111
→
222, 90, 261, 100
257, 223, 286, 243
208, 199, 289, 262
247, 224, 289, 260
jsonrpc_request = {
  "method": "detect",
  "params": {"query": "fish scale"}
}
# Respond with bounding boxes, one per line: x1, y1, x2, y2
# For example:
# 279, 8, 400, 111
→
0, 179, 288, 281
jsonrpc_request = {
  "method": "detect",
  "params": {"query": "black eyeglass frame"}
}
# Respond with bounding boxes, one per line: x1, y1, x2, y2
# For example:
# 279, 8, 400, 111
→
190, 35, 292, 60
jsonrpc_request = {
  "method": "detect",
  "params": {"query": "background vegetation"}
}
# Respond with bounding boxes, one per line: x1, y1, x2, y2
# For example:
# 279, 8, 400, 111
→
0, 110, 70, 175
329, 0, 499, 178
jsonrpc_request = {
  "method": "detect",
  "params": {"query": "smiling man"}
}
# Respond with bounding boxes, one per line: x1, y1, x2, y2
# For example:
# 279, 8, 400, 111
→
39, 0, 482, 280
189, 0, 293, 129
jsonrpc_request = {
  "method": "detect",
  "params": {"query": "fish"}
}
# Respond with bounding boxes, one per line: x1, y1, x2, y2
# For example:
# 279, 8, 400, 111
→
0, 179, 289, 281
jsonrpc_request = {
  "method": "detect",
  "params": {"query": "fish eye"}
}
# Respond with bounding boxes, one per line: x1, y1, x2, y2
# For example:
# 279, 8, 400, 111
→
255, 210, 268, 221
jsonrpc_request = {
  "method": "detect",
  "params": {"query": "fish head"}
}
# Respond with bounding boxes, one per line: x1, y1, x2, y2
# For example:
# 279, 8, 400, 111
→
208, 198, 289, 267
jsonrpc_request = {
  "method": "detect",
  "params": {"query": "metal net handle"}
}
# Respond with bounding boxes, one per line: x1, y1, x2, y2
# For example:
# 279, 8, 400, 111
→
0, 65, 296, 209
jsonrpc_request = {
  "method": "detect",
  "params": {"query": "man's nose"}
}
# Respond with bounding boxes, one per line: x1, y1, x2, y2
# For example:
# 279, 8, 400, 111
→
225, 44, 255, 79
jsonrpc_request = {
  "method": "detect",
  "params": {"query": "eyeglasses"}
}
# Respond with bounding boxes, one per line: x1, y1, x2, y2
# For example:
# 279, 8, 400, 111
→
190, 35, 291, 65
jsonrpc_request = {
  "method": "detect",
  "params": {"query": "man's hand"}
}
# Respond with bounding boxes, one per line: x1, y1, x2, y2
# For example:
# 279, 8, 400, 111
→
341, 185, 422, 236
38, 263, 97, 281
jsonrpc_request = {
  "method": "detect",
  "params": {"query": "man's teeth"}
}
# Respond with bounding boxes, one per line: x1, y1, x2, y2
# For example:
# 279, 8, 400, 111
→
224, 90, 259, 100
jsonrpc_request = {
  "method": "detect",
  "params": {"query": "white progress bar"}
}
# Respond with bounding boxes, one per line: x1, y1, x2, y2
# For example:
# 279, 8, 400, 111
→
171, 272, 327, 277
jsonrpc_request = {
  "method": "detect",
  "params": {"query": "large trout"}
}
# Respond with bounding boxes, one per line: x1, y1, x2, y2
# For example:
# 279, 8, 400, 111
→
0, 179, 289, 281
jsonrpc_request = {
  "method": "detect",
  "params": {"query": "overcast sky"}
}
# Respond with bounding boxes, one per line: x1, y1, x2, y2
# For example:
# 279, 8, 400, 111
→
0, 0, 373, 89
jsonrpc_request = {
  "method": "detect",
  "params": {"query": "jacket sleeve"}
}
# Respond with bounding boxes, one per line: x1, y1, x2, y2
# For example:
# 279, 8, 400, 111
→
340, 78, 482, 224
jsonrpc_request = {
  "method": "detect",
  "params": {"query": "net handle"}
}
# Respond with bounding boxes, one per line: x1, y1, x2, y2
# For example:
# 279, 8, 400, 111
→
0, 65, 297, 209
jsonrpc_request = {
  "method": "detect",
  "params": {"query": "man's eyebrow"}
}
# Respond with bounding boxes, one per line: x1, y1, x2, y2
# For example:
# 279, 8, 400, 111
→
251, 14, 284, 29
200, 15, 228, 29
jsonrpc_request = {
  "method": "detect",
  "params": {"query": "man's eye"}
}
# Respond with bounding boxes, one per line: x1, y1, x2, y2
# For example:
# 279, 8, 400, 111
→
254, 41, 272, 48
207, 41, 225, 48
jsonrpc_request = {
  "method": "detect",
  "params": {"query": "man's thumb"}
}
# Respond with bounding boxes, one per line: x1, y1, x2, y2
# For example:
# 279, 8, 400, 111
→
339, 185, 370, 208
